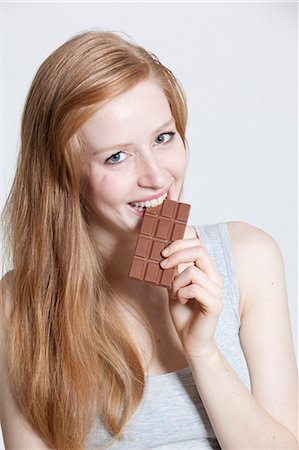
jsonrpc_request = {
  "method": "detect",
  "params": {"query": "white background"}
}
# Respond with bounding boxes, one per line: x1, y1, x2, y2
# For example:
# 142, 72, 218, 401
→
1, 2, 298, 448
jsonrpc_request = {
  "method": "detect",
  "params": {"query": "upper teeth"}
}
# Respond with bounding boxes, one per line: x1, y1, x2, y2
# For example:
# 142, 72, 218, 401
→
131, 192, 168, 208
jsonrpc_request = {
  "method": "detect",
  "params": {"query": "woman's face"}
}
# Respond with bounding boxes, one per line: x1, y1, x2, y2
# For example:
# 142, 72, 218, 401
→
80, 78, 187, 237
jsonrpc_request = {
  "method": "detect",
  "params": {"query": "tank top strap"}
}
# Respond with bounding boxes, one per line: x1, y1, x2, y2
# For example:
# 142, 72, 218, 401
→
194, 222, 241, 327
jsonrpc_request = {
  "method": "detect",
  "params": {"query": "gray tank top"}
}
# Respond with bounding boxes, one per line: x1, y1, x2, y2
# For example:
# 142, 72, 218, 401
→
85, 223, 251, 449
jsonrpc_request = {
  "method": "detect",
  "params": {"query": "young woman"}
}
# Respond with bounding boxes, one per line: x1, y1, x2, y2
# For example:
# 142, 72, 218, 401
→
0, 30, 297, 450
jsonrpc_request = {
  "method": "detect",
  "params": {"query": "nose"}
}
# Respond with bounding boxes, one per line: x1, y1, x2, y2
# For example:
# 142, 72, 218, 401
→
136, 153, 167, 189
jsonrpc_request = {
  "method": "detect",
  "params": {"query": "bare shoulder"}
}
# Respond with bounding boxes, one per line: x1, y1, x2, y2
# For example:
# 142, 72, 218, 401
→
226, 222, 298, 439
225, 220, 281, 253
225, 221, 284, 318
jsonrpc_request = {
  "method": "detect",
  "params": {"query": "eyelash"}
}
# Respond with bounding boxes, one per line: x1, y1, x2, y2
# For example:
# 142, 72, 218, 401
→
105, 131, 176, 165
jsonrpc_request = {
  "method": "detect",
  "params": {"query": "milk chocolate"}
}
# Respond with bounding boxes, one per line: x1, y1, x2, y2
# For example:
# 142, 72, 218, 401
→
128, 199, 191, 287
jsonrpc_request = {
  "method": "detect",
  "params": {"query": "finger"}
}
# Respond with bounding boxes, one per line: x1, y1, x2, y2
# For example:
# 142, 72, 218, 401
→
161, 238, 202, 257
194, 256, 223, 288
161, 246, 222, 287
172, 265, 223, 299
161, 246, 202, 267
176, 284, 223, 315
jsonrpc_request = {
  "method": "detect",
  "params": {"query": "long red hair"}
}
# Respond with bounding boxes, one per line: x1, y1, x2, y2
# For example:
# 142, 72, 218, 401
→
0, 30, 188, 449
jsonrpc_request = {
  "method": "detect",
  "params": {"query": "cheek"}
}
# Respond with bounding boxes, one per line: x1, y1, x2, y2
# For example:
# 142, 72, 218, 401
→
81, 167, 126, 205
172, 141, 188, 177
178, 151, 187, 173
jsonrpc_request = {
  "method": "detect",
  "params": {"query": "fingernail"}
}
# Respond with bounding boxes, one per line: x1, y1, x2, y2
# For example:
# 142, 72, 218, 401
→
160, 259, 168, 268
161, 247, 169, 257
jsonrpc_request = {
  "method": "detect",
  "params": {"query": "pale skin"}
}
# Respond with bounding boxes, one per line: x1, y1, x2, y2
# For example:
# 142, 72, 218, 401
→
0, 77, 298, 449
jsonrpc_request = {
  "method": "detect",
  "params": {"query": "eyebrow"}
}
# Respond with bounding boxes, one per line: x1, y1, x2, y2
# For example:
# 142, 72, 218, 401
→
93, 117, 175, 155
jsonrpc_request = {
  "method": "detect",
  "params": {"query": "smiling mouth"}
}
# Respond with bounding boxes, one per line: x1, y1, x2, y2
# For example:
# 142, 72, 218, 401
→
129, 192, 168, 211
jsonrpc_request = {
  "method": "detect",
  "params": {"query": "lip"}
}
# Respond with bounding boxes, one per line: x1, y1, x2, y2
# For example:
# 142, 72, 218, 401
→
129, 188, 171, 204
127, 204, 146, 217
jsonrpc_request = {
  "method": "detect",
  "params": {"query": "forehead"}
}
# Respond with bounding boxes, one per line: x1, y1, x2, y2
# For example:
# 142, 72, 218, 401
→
80, 79, 172, 145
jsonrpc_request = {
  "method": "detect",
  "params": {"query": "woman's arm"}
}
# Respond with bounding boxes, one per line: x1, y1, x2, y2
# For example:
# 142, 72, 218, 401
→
187, 221, 298, 449
0, 273, 53, 450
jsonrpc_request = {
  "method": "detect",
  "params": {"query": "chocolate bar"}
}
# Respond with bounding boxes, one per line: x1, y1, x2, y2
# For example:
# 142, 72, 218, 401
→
128, 199, 191, 287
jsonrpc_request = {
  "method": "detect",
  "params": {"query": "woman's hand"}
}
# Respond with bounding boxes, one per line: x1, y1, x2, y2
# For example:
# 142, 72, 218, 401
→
160, 237, 224, 360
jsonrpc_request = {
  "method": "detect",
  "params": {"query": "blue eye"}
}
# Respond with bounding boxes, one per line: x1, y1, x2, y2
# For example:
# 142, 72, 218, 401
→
155, 132, 175, 145
105, 132, 176, 165
106, 151, 126, 164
